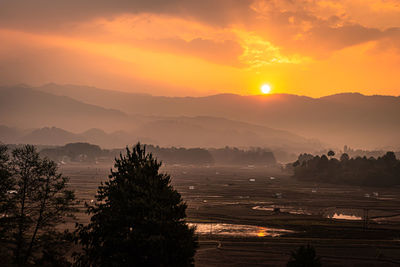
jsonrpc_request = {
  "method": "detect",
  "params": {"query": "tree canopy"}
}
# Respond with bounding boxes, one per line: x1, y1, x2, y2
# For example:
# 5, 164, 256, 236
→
0, 144, 76, 266
74, 143, 197, 267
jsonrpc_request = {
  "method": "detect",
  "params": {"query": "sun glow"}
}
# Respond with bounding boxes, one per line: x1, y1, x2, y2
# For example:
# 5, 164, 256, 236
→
261, 84, 271, 94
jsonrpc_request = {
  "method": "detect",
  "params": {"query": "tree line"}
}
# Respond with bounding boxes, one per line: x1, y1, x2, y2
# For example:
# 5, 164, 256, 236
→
292, 151, 400, 186
40, 143, 277, 166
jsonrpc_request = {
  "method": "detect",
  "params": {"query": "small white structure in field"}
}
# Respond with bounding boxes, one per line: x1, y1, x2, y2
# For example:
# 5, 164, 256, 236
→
373, 192, 379, 197
249, 178, 256, 182
203, 200, 208, 203
189, 186, 195, 190
270, 177, 276, 180
7, 190, 17, 194
90, 199, 94, 203
364, 193, 370, 198
311, 189, 317, 193
273, 193, 282, 199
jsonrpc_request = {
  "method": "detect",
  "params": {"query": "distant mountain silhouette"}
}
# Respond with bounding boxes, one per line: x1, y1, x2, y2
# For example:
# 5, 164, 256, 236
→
0, 86, 130, 133
37, 84, 400, 149
0, 86, 317, 151
19, 127, 82, 145
0, 126, 128, 147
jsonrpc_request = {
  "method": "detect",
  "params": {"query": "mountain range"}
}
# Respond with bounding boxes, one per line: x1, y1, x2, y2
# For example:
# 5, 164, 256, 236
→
0, 85, 318, 152
1, 83, 399, 151
37, 84, 400, 149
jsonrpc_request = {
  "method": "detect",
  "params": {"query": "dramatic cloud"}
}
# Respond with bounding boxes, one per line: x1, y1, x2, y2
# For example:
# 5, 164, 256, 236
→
0, 0, 399, 96
0, 0, 253, 29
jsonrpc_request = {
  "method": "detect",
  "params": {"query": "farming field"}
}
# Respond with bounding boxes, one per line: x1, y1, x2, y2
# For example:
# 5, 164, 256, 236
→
61, 163, 400, 266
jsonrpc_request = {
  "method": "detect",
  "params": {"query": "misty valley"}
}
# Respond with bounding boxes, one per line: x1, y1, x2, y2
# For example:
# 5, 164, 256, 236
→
60, 153, 400, 266
1, 140, 400, 266
1, 84, 400, 266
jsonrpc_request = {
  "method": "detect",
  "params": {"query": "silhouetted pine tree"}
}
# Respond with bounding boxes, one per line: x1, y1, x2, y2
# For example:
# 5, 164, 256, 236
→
74, 143, 197, 267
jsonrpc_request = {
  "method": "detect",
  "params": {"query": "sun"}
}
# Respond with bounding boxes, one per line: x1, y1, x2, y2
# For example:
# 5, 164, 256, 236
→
261, 84, 271, 94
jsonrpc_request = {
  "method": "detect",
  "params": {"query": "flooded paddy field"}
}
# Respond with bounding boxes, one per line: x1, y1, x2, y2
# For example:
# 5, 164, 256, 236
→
61, 163, 400, 266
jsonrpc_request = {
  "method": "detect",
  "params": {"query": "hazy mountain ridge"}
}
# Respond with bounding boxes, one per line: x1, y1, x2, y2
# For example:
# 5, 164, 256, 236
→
0, 85, 318, 151
36, 84, 400, 149
134, 116, 319, 149
0, 86, 131, 132
0, 126, 152, 148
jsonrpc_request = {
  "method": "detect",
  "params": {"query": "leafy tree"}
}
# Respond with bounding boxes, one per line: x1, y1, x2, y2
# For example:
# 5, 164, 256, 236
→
0, 144, 13, 222
327, 150, 335, 158
0, 144, 14, 261
287, 244, 321, 267
0, 145, 76, 266
74, 143, 198, 267
0, 145, 12, 205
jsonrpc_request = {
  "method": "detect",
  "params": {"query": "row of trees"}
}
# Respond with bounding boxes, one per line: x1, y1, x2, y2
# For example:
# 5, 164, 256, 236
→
0, 144, 197, 266
209, 147, 276, 165
40, 143, 104, 163
40, 142, 277, 166
147, 146, 213, 164
292, 151, 400, 186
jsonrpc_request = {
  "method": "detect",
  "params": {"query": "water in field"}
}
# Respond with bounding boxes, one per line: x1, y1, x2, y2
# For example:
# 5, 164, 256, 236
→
324, 208, 363, 220
188, 223, 293, 237
252, 205, 312, 215
328, 213, 362, 220
252, 205, 364, 220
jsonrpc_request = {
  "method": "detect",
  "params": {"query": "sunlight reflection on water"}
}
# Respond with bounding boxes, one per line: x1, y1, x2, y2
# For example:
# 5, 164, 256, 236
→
188, 223, 293, 237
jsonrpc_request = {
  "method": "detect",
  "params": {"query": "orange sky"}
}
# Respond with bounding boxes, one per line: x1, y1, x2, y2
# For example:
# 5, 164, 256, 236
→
0, 0, 400, 97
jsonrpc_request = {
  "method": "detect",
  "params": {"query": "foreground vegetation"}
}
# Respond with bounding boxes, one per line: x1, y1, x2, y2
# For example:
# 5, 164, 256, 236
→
0, 143, 197, 266
0, 144, 76, 265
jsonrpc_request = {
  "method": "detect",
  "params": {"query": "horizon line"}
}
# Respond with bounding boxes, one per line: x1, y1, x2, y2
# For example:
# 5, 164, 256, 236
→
2, 82, 400, 99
